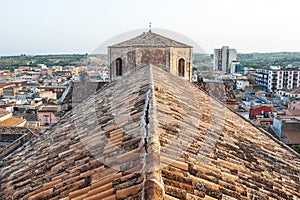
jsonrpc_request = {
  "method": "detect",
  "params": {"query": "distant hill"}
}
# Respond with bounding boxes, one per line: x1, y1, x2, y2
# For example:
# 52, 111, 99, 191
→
0, 54, 105, 70
237, 52, 300, 69
2, 52, 300, 72
192, 53, 213, 70
192, 52, 300, 72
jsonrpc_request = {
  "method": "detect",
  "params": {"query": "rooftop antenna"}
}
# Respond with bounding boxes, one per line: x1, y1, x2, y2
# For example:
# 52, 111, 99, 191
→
149, 22, 152, 32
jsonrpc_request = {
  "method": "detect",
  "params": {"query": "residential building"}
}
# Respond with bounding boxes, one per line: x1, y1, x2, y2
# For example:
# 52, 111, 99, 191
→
0, 109, 12, 122
288, 100, 300, 110
0, 108, 26, 127
230, 60, 240, 74
272, 118, 300, 145
37, 105, 61, 126
236, 76, 250, 91
2, 83, 23, 98
249, 105, 274, 120
275, 100, 300, 120
254, 65, 300, 92
245, 84, 263, 94
276, 89, 300, 99
213, 46, 238, 73
0, 116, 26, 127
272, 101, 300, 144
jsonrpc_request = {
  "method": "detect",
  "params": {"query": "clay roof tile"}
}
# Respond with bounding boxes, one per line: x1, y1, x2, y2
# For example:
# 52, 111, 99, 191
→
0, 65, 299, 199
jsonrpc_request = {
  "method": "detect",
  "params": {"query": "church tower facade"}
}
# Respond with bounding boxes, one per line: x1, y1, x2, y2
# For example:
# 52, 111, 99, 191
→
108, 30, 193, 81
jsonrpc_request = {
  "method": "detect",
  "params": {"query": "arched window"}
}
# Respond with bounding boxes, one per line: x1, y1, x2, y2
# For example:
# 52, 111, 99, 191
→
178, 58, 185, 77
116, 58, 122, 76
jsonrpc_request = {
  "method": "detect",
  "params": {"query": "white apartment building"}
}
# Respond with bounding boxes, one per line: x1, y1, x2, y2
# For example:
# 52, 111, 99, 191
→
254, 65, 300, 92
214, 46, 238, 74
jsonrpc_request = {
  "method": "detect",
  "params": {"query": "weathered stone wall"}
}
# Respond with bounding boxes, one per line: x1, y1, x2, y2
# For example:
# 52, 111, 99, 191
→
108, 46, 193, 81
135, 47, 168, 67
108, 47, 132, 81
170, 47, 193, 81
282, 121, 300, 131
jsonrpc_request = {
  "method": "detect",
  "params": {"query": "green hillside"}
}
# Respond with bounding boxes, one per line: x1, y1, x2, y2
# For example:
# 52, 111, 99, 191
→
238, 52, 300, 69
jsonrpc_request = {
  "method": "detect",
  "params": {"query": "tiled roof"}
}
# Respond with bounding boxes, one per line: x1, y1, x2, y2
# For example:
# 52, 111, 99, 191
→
38, 106, 58, 112
0, 127, 34, 160
0, 127, 31, 135
0, 65, 300, 199
0, 109, 10, 119
0, 83, 16, 89
58, 81, 107, 105
109, 31, 192, 48
194, 82, 237, 103
0, 127, 31, 134
0, 116, 25, 127
281, 89, 300, 94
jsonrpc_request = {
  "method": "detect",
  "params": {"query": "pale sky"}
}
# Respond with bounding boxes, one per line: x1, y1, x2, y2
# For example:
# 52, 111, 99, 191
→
1, 0, 300, 55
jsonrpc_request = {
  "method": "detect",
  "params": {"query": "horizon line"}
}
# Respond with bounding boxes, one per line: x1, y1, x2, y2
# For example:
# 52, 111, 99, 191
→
2, 51, 300, 57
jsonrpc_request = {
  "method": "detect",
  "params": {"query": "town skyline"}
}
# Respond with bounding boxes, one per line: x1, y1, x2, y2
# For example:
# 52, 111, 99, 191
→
1, 0, 300, 56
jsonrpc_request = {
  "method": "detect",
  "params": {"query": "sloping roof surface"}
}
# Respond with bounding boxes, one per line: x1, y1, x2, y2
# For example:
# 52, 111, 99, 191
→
194, 82, 236, 102
0, 109, 10, 119
109, 31, 192, 48
0, 83, 17, 89
0, 65, 300, 200
0, 116, 25, 127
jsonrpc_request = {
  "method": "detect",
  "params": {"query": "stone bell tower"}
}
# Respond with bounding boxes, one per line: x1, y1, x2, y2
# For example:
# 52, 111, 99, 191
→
108, 30, 193, 81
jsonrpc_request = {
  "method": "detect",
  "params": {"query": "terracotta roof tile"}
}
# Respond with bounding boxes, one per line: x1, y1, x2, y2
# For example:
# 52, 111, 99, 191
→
0, 108, 10, 119
0, 82, 17, 89
109, 31, 192, 48
0, 116, 25, 127
194, 82, 236, 103
0, 65, 299, 199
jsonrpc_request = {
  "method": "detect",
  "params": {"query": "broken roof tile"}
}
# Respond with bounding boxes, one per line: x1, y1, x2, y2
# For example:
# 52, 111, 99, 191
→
0, 65, 299, 199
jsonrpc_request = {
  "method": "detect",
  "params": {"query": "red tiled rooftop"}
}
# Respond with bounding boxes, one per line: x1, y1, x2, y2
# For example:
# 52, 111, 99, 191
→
0, 65, 299, 199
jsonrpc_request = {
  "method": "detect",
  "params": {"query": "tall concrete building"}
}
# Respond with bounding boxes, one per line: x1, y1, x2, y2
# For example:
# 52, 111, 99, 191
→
214, 46, 238, 74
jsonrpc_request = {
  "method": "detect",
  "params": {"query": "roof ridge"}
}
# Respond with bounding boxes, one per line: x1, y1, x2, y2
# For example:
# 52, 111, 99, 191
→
1, 65, 300, 199
109, 31, 192, 48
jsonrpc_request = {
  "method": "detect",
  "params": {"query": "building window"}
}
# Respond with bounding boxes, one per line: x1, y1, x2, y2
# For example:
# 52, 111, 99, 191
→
178, 58, 185, 77
116, 58, 122, 76
44, 115, 50, 126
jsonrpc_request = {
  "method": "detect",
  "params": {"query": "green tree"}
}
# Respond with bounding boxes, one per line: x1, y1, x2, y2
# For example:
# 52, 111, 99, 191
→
292, 145, 300, 154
